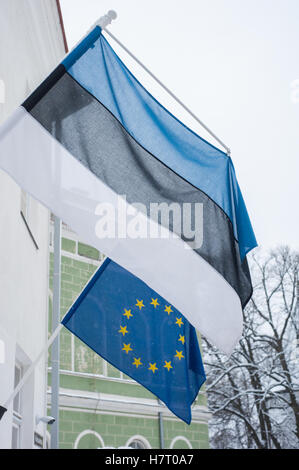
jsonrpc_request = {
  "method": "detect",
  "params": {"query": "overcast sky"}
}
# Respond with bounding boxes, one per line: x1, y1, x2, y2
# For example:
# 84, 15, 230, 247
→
60, 0, 299, 251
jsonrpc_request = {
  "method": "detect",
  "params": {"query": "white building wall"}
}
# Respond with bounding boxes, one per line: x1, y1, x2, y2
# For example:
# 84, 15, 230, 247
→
0, 0, 66, 448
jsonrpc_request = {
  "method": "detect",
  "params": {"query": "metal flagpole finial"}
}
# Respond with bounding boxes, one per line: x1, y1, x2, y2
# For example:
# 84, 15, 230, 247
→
85, 10, 117, 38
96, 10, 117, 29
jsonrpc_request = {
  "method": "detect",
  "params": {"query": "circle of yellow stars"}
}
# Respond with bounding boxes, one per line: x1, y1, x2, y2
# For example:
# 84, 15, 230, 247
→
118, 298, 185, 374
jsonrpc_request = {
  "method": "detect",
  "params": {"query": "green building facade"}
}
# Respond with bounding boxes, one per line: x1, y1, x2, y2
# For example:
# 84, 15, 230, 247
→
48, 225, 210, 449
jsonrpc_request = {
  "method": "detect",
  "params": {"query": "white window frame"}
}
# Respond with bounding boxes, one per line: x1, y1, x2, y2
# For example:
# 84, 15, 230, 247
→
74, 430, 105, 449
12, 362, 23, 449
169, 435, 192, 449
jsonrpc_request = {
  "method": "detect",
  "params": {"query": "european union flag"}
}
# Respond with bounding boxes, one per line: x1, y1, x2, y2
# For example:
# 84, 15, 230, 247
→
62, 258, 206, 423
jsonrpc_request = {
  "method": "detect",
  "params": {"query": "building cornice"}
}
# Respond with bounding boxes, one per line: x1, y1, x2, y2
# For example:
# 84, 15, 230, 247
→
47, 387, 211, 423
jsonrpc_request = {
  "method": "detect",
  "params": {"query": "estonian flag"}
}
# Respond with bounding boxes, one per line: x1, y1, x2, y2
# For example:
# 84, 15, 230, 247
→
0, 26, 257, 354
62, 258, 206, 424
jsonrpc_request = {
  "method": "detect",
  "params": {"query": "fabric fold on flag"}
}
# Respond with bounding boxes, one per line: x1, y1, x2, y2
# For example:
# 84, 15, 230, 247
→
0, 25, 257, 354
62, 258, 206, 424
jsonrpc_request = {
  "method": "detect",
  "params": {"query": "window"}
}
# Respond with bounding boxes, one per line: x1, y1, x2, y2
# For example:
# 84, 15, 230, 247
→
126, 435, 151, 449
12, 363, 23, 449
129, 440, 147, 449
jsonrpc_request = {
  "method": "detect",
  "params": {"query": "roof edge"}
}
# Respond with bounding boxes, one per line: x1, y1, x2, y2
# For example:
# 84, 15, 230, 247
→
56, 0, 69, 53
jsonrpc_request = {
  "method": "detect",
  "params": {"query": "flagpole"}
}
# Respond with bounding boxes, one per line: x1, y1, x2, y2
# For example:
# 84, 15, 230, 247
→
102, 26, 231, 156
0, 257, 109, 422
0, 324, 63, 421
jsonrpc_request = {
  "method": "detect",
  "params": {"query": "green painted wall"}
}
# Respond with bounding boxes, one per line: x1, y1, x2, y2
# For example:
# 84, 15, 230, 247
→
49, 235, 209, 449
57, 409, 209, 449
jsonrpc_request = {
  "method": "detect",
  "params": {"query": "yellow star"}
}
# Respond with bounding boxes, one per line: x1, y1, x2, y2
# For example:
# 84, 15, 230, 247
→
178, 335, 185, 345
150, 298, 159, 308
118, 325, 129, 336
148, 362, 158, 374
175, 317, 184, 328
123, 308, 133, 319
122, 343, 133, 354
164, 305, 173, 315
136, 299, 145, 310
163, 360, 173, 372
174, 350, 185, 360
133, 357, 142, 368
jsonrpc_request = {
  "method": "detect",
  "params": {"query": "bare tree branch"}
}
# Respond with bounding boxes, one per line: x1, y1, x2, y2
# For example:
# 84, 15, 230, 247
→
204, 246, 299, 449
